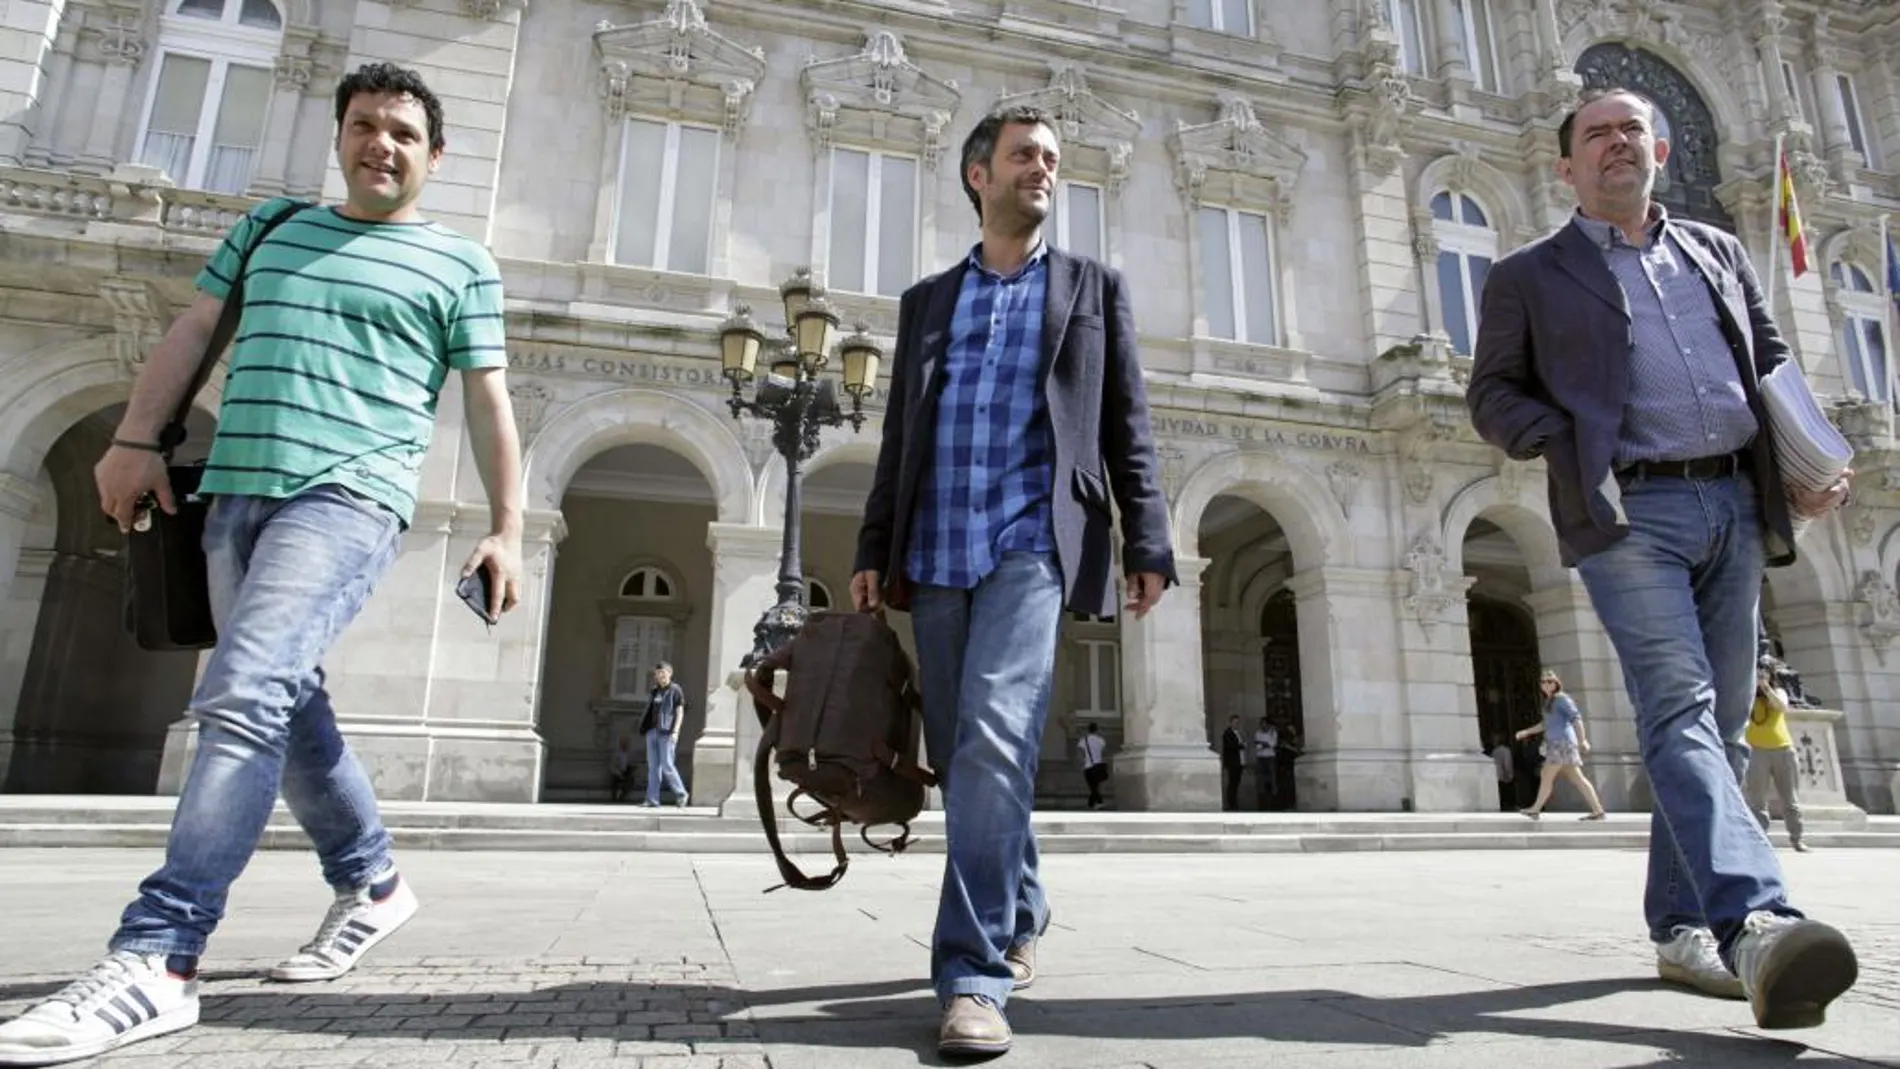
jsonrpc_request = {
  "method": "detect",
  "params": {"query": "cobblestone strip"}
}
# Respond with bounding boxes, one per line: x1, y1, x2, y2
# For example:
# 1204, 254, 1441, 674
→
0, 958, 772, 1068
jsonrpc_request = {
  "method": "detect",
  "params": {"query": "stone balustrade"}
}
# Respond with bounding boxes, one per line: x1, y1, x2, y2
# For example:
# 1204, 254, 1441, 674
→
0, 165, 259, 236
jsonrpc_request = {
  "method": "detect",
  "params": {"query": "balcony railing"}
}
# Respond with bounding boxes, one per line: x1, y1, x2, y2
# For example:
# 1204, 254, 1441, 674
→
0, 165, 259, 236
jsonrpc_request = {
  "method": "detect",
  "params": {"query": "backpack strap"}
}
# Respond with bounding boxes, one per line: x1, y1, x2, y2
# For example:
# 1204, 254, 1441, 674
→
753, 712, 849, 893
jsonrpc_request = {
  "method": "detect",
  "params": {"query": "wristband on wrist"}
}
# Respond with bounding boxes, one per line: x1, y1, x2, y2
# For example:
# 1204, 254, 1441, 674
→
111, 438, 164, 453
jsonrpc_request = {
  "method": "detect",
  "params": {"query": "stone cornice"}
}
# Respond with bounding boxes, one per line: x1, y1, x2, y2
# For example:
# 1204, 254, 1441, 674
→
594, 0, 768, 136
800, 29, 961, 166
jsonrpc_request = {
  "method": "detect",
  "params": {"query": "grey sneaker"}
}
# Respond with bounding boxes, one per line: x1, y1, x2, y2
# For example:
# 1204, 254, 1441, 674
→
1732, 911, 1858, 1029
938, 995, 1011, 1057
1656, 926, 1744, 999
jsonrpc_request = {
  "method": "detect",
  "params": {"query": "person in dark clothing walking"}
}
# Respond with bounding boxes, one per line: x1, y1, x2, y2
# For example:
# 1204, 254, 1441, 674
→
1219, 715, 1246, 812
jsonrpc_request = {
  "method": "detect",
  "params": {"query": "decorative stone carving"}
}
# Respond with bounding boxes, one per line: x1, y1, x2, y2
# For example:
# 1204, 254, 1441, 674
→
594, 1, 767, 138
1403, 533, 1456, 637
739, 416, 776, 474
1409, 205, 1438, 262
1325, 459, 1363, 518
91, 12, 145, 66
507, 381, 552, 445
1496, 451, 1535, 502
1156, 443, 1190, 503
1846, 504, 1876, 546
460, 0, 524, 20
801, 30, 960, 168
1169, 95, 1305, 216
274, 52, 314, 93
98, 277, 164, 378
1855, 570, 1900, 661
992, 65, 1142, 194
1399, 414, 1458, 504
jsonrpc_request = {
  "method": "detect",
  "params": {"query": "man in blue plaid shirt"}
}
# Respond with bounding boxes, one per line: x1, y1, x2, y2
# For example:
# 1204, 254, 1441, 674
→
853, 105, 1176, 1056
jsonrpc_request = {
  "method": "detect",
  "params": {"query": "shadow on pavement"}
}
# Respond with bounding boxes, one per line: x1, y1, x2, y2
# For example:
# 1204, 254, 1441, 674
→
2, 972, 1888, 1067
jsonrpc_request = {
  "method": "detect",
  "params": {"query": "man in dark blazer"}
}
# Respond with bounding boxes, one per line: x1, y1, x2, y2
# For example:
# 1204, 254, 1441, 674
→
852, 104, 1175, 1056
1466, 87, 1855, 1030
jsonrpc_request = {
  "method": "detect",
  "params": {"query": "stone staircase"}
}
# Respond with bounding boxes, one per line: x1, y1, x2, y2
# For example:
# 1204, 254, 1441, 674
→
1, 795, 1895, 854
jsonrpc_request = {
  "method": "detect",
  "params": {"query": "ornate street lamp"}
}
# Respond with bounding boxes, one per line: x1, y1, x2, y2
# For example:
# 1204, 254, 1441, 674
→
718, 267, 881, 665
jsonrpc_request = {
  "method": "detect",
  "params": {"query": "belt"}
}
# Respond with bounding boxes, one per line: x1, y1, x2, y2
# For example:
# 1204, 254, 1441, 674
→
1615, 451, 1749, 481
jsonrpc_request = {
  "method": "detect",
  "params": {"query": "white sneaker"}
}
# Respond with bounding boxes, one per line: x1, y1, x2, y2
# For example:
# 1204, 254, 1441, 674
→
1656, 925, 1745, 999
269, 873, 419, 983
1732, 911, 1858, 1029
0, 951, 199, 1066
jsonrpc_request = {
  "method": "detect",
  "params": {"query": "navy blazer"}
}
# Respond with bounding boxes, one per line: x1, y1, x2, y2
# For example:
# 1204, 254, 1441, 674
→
1466, 217, 1798, 568
853, 247, 1177, 617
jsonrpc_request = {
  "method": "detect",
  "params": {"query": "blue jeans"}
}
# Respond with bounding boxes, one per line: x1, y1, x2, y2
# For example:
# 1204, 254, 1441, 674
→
1573, 471, 1797, 965
111, 486, 401, 957
644, 730, 685, 804
911, 552, 1062, 1008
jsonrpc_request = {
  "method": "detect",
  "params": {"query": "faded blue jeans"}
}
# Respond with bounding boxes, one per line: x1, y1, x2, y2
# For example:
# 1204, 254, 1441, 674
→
644, 730, 686, 804
911, 552, 1062, 1009
1573, 470, 1799, 967
111, 486, 402, 957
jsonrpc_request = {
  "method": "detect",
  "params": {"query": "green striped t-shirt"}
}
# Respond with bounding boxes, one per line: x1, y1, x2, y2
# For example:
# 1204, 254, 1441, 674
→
194, 197, 507, 525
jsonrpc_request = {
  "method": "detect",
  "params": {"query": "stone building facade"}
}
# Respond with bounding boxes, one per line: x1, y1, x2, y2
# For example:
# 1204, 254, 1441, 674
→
1, 0, 1898, 813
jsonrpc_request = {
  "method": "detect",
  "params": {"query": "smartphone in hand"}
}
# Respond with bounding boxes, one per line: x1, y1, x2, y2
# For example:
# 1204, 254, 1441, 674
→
455, 568, 495, 627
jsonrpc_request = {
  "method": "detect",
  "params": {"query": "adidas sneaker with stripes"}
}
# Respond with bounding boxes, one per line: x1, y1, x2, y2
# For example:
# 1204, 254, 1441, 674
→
0, 952, 199, 1066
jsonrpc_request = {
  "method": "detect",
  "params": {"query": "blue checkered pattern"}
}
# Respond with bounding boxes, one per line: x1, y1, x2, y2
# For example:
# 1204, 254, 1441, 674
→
1571, 208, 1758, 466
906, 244, 1055, 589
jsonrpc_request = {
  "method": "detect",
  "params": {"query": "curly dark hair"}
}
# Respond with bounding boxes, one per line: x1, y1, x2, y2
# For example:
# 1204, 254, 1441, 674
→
958, 105, 1055, 222
333, 62, 446, 154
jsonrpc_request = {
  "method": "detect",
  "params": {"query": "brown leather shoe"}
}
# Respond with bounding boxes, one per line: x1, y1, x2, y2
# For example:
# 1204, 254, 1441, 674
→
1005, 937, 1037, 989
939, 995, 1012, 1057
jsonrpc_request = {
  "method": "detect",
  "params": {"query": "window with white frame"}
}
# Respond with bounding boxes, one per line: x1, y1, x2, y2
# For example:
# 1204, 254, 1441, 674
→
1185, 0, 1251, 35
610, 566, 677, 702
1835, 74, 1879, 168
1386, 0, 1426, 76
1430, 190, 1496, 356
827, 147, 918, 297
1831, 261, 1891, 404
612, 118, 720, 274
1452, 0, 1502, 92
1197, 205, 1278, 345
1067, 613, 1120, 719
619, 567, 674, 599
136, 0, 281, 195
1048, 180, 1104, 261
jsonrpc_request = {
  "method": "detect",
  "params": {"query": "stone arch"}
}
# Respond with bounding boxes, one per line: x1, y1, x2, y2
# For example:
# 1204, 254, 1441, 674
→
755, 436, 881, 527
0, 338, 224, 482
1878, 523, 1900, 586
522, 388, 753, 524
1569, 41, 1738, 231
1171, 451, 1346, 567
1818, 228, 1888, 284
1441, 476, 1567, 589
1414, 153, 1533, 248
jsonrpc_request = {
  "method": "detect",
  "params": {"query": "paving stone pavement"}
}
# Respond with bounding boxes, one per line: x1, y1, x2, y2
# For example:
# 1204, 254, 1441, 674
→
0, 846, 1895, 1068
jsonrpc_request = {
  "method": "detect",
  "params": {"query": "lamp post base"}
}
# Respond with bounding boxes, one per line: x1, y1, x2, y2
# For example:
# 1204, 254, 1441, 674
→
743, 597, 810, 669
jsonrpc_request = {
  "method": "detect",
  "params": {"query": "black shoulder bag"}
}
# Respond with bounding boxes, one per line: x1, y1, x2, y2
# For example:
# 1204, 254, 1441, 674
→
123, 201, 311, 652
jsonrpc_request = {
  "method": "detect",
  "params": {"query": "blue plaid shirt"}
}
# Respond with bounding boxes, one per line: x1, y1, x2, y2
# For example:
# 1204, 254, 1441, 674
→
907, 243, 1055, 589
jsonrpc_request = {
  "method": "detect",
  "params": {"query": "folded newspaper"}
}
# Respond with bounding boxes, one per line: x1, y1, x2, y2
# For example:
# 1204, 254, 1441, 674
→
1760, 360, 1854, 539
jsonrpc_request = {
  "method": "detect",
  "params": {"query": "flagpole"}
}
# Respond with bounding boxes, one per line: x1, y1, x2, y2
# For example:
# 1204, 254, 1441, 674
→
1766, 133, 1783, 313
1883, 212, 1897, 440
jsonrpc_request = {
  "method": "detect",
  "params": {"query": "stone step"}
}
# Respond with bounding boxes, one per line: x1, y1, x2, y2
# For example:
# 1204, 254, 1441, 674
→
0, 796, 1893, 854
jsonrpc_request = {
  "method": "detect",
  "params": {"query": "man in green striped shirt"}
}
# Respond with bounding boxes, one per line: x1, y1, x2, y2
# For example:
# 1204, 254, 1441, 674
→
0, 63, 524, 1066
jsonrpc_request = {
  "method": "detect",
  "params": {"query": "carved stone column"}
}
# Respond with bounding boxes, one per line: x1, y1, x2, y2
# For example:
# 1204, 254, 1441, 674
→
11, 9, 78, 167
702, 522, 781, 814
77, 8, 144, 173
1752, 4, 1793, 127
1433, 0, 1471, 84
1280, 564, 1399, 811
247, 40, 315, 196
1804, 13, 1863, 179
1115, 556, 1220, 811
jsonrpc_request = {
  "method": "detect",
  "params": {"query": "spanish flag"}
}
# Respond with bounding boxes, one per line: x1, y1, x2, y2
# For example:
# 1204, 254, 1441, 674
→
1778, 147, 1809, 277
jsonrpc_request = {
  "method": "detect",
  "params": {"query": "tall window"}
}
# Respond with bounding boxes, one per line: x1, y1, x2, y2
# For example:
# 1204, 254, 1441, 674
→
1431, 191, 1496, 355
1836, 74, 1879, 168
1048, 181, 1103, 261
1185, 0, 1251, 35
1197, 205, 1277, 345
827, 148, 918, 297
136, 0, 280, 195
1452, 0, 1501, 92
610, 567, 677, 702
1832, 261, 1891, 404
1067, 613, 1120, 720
1780, 61, 1811, 124
1386, 0, 1426, 76
613, 119, 720, 273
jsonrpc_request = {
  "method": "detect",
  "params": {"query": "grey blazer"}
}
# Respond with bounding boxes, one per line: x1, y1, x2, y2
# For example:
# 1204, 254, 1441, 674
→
1465, 217, 1798, 568
853, 247, 1177, 617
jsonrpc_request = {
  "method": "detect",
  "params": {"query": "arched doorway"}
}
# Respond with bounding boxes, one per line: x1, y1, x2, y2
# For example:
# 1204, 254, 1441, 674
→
4, 402, 217, 794
1199, 495, 1304, 812
1574, 43, 1733, 231
1461, 515, 1547, 809
536, 443, 715, 803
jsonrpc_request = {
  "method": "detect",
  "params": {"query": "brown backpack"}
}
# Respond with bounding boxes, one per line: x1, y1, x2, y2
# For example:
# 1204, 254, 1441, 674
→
744, 610, 937, 891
